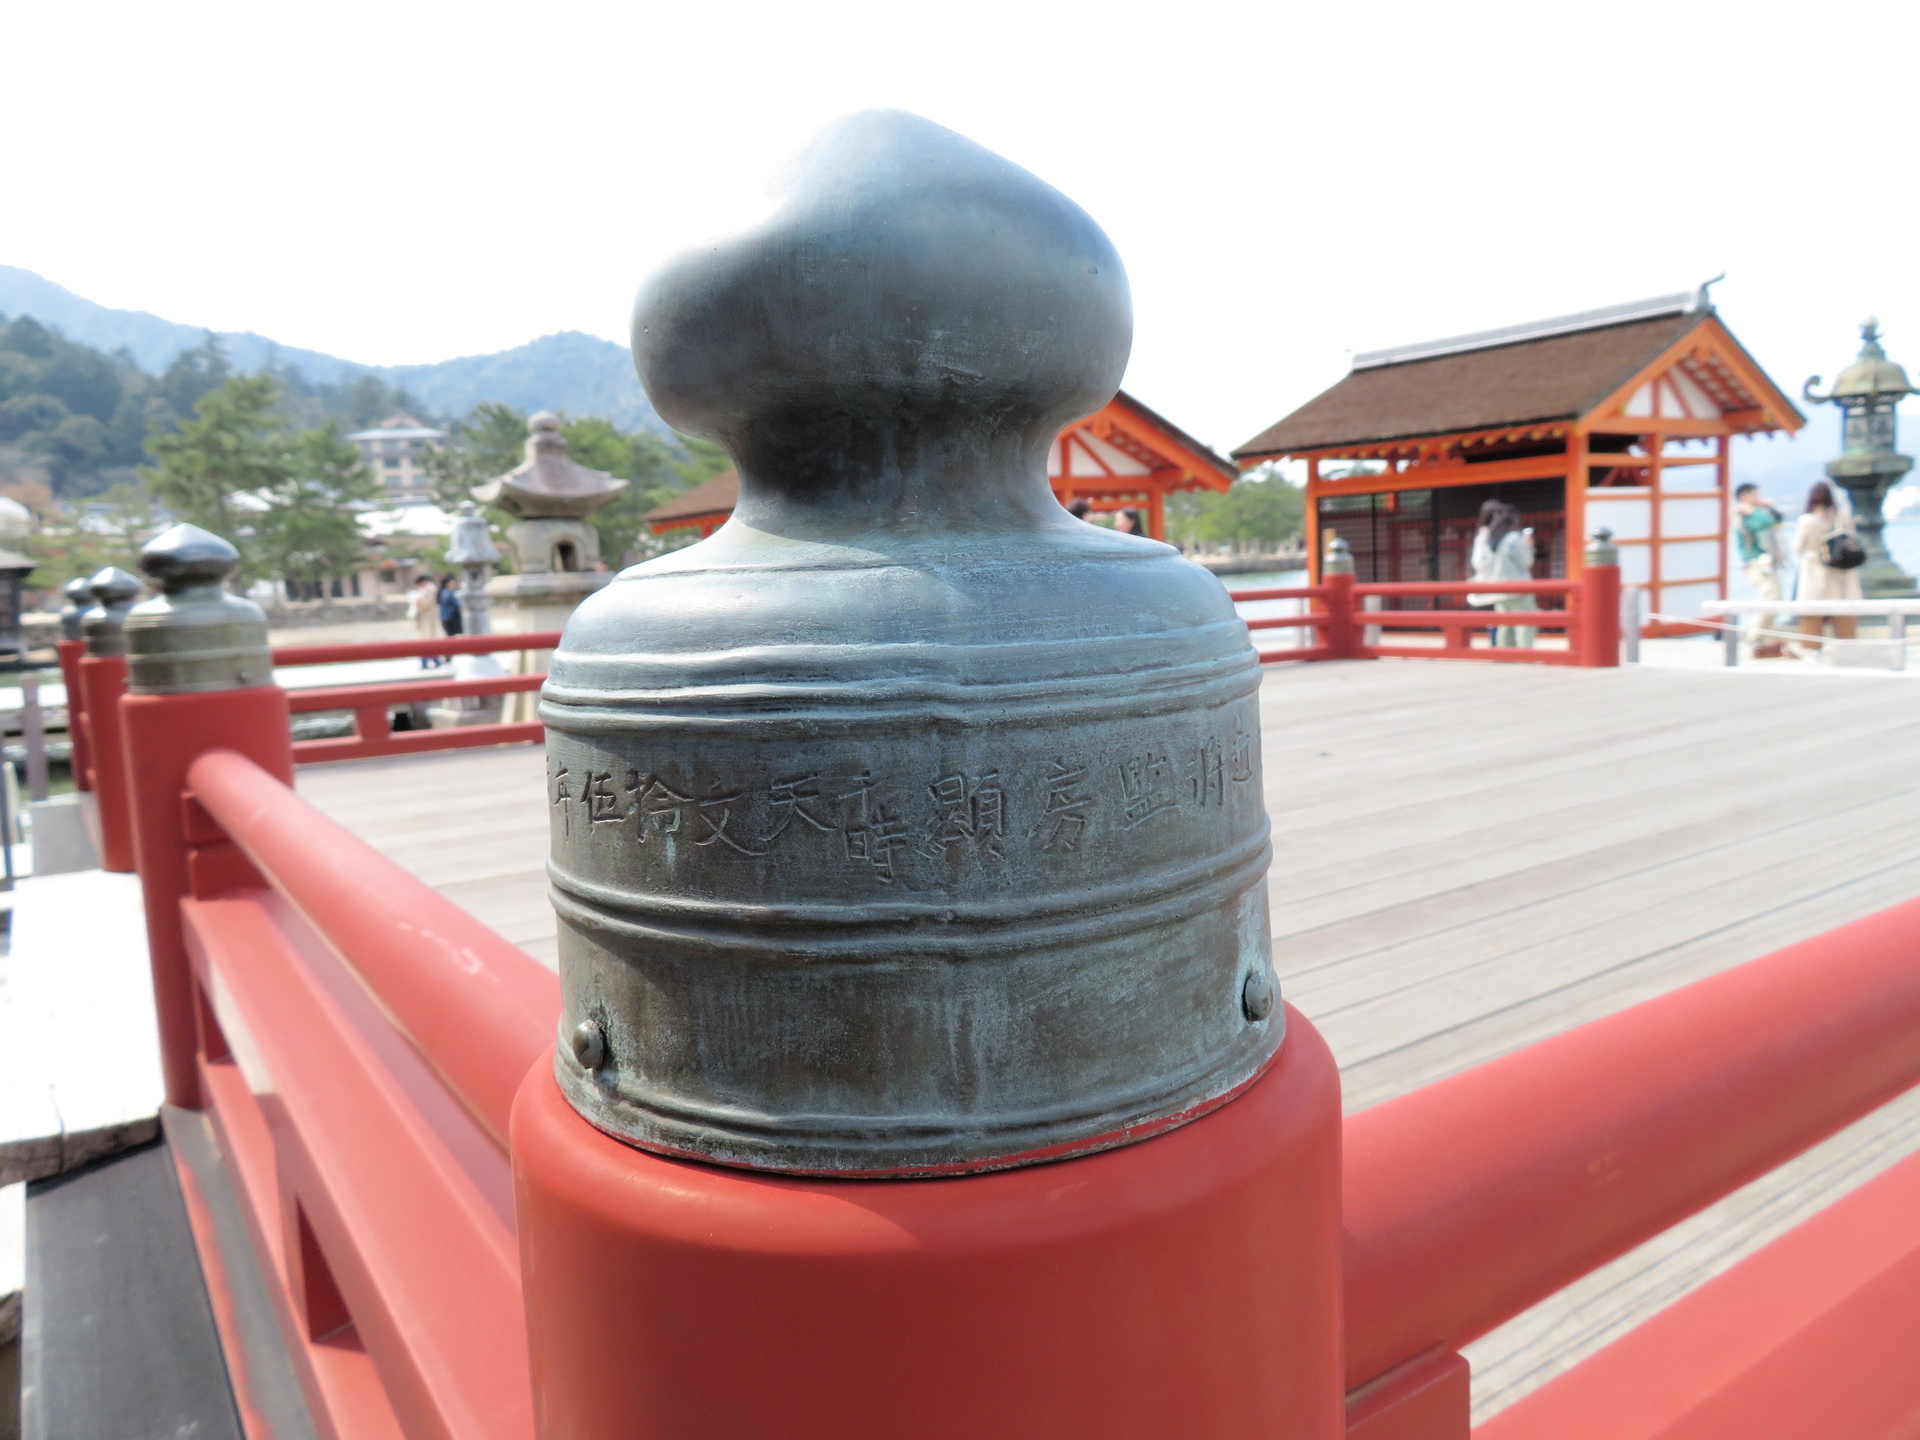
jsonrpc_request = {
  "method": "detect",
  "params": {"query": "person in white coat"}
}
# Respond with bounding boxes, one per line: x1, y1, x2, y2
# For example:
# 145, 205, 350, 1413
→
1793, 481, 1862, 652
1468, 500, 1537, 648
405, 574, 444, 668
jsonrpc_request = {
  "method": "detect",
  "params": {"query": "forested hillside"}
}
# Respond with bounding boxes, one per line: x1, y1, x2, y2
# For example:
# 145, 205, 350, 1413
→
0, 266, 666, 433
0, 315, 421, 497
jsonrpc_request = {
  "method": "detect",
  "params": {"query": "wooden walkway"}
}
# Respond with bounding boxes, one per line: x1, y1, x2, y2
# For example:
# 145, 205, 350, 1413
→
296, 658, 1920, 1422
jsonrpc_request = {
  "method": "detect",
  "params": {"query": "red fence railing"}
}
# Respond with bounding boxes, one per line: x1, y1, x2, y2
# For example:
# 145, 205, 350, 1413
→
276, 631, 560, 763
1230, 564, 1622, 670
105, 638, 1920, 1438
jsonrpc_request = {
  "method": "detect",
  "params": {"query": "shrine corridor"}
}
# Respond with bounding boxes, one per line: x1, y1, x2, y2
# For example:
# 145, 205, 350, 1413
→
297, 659, 1920, 1422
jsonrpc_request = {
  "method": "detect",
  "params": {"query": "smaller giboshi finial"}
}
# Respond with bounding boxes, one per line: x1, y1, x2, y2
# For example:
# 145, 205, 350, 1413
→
139, 523, 241, 596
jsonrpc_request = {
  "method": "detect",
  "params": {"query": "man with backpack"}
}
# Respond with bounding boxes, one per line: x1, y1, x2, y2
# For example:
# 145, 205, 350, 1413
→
1734, 483, 1790, 658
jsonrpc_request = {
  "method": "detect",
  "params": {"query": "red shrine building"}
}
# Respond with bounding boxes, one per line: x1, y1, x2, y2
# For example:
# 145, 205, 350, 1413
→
644, 391, 1237, 542
1232, 291, 1804, 628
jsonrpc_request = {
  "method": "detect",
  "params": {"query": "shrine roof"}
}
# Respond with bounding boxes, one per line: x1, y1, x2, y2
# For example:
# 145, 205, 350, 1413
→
645, 468, 739, 525
1234, 303, 1758, 459
1106, 391, 1238, 485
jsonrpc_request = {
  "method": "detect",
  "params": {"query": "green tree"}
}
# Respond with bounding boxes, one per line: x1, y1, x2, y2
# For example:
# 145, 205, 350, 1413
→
252, 422, 383, 593
140, 373, 287, 567
419, 401, 532, 509
1167, 469, 1305, 550
152, 334, 233, 424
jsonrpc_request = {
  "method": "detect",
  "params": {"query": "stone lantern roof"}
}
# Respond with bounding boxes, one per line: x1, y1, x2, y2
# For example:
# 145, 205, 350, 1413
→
471, 412, 627, 519
1823, 319, 1916, 401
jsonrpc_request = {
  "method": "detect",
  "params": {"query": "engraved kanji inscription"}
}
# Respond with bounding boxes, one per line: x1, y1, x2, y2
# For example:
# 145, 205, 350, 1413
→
627, 771, 691, 840
838, 773, 910, 882
1188, 738, 1224, 808
695, 785, 769, 856
1229, 727, 1256, 785
1038, 758, 1094, 853
925, 771, 1005, 859
587, 770, 622, 823
766, 774, 836, 841
1117, 747, 1180, 829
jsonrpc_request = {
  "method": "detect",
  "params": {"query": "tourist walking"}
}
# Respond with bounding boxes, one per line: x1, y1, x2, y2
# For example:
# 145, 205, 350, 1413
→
1468, 500, 1537, 648
1734, 483, 1790, 658
1792, 482, 1864, 652
1114, 508, 1148, 536
406, 575, 443, 668
437, 573, 464, 642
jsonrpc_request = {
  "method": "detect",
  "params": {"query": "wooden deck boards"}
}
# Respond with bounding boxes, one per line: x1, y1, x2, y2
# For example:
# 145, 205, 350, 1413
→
293, 659, 1920, 1421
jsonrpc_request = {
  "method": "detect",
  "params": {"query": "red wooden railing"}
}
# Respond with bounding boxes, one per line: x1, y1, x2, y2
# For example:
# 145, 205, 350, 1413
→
1231, 564, 1622, 669
275, 631, 561, 763
108, 646, 1920, 1438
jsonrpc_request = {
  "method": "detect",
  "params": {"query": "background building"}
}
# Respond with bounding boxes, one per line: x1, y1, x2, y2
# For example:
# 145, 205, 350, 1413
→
347, 412, 446, 501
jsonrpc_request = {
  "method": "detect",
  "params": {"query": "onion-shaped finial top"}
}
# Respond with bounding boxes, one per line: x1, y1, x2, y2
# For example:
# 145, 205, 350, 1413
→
59, 575, 92, 642
139, 523, 241, 595
82, 567, 142, 656
632, 109, 1131, 537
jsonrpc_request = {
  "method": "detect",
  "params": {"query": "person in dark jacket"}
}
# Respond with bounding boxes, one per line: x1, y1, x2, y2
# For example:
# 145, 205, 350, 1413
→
438, 573, 464, 638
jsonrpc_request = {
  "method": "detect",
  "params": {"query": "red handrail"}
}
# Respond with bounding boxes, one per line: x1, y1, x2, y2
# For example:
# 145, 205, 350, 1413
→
287, 674, 545, 713
186, 748, 558, 1149
1352, 580, 1576, 598
1342, 893, 1920, 1391
273, 631, 563, 666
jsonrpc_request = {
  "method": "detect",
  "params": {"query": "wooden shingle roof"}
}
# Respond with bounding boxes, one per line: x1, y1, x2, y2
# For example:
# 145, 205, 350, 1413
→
1235, 312, 1707, 460
645, 468, 738, 526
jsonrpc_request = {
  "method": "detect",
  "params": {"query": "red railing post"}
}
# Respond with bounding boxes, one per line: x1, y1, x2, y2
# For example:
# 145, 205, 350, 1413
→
1323, 536, 1363, 659
1580, 529, 1621, 668
79, 567, 142, 871
56, 577, 94, 792
117, 526, 293, 1110
511, 111, 1347, 1439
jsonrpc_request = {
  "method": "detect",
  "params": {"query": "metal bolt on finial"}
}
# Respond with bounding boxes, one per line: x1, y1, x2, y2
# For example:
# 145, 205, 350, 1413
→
1241, 970, 1276, 1023
1585, 527, 1619, 568
81, 567, 143, 658
123, 524, 274, 695
571, 1020, 606, 1071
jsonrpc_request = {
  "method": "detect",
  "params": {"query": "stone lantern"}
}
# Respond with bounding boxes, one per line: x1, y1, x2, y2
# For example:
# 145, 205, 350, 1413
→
429, 501, 509, 728
476, 413, 625, 721
1804, 318, 1919, 597
445, 500, 500, 637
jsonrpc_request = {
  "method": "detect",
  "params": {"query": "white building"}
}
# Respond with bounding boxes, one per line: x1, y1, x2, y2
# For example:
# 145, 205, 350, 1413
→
347, 412, 446, 500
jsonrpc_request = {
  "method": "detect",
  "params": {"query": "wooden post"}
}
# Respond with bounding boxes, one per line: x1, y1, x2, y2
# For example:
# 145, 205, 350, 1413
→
55, 638, 92, 792
1565, 427, 1588, 577
1581, 531, 1622, 668
1305, 457, 1322, 583
1648, 431, 1665, 622
81, 655, 133, 871
1148, 487, 1166, 542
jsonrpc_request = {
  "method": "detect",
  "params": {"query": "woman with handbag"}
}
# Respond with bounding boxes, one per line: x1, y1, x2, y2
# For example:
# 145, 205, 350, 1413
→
1468, 500, 1538, 648
1792, 482, 1864, 652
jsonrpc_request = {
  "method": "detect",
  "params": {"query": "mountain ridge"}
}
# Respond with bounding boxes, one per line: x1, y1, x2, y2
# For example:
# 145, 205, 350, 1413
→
0, 264, 665, 432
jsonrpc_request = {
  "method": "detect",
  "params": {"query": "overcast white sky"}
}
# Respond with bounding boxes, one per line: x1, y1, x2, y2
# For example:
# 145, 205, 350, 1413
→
7, 0, 1913, 459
